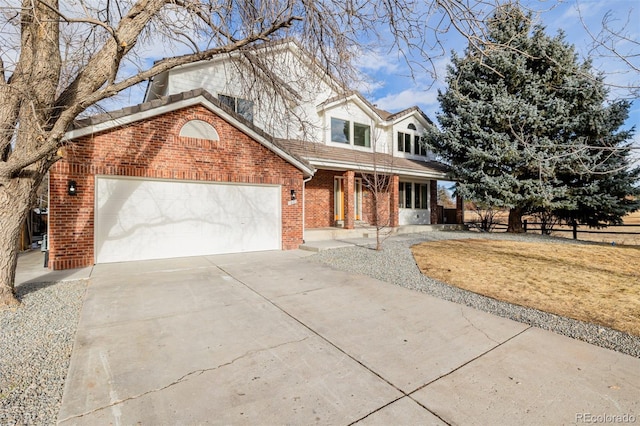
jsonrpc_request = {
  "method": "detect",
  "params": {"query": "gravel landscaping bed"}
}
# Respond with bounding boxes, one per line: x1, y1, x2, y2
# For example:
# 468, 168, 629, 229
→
0, 279, 87, 425
311, 230, 640, 358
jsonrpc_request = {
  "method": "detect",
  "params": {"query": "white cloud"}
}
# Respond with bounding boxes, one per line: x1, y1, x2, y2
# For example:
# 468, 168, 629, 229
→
373, 88, 439, 114
352, 78, 386, 96
353, 47, 401, 74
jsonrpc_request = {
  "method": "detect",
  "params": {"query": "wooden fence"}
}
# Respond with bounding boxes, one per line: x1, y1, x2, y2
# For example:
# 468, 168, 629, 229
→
469, 220, 640, 240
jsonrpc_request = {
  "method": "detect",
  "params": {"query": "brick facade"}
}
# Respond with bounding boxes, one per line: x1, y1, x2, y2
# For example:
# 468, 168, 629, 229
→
361, 175, 393, 227
456, 191, 464, 224
304, 169, 395, 229
304, 169, 336, 228
389, 175, 399, 227
430, 180, 439, 225
344, 170, 355, 230
49, 104, 304, 270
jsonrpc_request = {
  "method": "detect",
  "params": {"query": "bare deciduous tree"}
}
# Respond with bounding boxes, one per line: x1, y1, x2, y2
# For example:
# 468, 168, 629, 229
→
0, 0, 517, 306
467, 202, 500, 232
578, 4, 640, 96
437, 184, 455, 208
359, 127, 395, 251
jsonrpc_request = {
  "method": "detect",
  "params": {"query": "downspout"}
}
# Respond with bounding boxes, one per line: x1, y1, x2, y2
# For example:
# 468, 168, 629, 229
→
45, 171, 50, 268
142, 76, 153, 101
302, 176, 313, 243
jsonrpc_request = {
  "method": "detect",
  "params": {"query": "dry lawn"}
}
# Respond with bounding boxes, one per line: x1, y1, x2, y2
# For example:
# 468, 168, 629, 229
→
412, 239, 640, 336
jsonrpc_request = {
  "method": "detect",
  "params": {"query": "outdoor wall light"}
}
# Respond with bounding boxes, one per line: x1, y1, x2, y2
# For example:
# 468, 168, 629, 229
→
290, 189, 296, 201
68, 180, 78, 196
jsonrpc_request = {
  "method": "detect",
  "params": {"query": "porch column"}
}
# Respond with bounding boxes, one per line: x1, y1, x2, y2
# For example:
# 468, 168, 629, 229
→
456, 191, 464, 224
430, 180, 438, 224
389, 174, 399, 227
344, 170, 355, 229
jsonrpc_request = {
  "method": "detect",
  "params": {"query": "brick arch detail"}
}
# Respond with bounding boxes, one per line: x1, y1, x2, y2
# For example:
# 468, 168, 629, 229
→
173, 112, 219, 133
173, 111, 223, 149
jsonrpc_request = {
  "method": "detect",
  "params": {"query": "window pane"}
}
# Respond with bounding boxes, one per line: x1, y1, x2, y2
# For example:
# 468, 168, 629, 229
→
218, 94, 235, 111
397, 132, 404, 151
237, 98, 254, 123
421, 184, 428, 209
399, 182, 405, 208
354, 123, 370, 147
405, 183, 412, 208
414, 136, 421, 155
417, 136, 427, 156
414, 183, 421, 208
331, 118, 350, 143
404, 134, 411, 153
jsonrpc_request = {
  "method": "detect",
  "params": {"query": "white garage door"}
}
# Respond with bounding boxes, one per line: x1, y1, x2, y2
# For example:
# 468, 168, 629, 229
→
95, 177, 281, 263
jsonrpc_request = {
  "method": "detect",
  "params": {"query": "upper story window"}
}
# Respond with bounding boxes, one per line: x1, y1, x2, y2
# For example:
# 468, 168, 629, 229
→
219, 94, 254, 123
397, 124, 427, 156
353, 123, 371, 147
331, 118, 349, 143
331, 118, 371, 148
398, 132, 413, 153
415, 136, 427, 156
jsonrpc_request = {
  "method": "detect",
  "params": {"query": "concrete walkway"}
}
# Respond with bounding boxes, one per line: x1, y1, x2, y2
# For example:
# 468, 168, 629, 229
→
18, 249, 640, 424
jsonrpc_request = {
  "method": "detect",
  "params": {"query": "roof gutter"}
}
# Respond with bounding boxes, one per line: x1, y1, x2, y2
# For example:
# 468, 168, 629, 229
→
306, 158, 448, 180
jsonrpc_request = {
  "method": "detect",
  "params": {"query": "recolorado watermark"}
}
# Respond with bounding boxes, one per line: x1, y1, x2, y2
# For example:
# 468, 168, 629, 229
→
576, 413, 637, 424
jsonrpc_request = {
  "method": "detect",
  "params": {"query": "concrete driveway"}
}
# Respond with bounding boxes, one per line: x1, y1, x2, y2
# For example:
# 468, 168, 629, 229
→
57, 250, 640, 425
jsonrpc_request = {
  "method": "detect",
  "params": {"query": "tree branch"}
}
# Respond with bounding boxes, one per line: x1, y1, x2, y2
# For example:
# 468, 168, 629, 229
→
1, 14, 302, 179
67, 15, 302, 113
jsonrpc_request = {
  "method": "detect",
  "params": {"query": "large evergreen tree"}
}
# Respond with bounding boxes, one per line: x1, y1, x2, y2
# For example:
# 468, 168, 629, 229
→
428, 5, 639, 232
553, 100, 639, 227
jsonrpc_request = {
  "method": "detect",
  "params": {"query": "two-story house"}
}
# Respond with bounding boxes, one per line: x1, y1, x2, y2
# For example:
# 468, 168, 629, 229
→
145, 40, 456, 229
46, 40, 460, 269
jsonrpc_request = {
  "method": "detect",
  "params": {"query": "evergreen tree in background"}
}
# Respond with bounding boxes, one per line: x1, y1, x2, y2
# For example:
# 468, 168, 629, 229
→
553, 100, 639, 227
428, 5, 639, 232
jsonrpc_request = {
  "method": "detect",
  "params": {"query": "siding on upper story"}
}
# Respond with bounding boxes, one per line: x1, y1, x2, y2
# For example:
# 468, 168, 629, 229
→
147, 45, 338, 142
145, 41, 438, 162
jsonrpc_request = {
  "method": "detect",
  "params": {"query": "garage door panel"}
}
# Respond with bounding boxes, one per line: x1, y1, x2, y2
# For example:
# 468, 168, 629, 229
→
96, 177, 281, 263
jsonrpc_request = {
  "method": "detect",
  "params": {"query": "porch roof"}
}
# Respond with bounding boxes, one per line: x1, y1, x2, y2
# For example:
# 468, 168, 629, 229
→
276, 139, 450, 180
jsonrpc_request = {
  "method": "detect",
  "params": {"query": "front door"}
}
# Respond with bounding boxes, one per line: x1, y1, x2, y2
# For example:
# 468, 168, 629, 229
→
334, 177, 362, 222
334, 177, 344, 221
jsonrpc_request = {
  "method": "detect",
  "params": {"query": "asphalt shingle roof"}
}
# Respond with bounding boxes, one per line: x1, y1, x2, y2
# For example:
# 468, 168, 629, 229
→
277, 139, 449, 178
70, 89, 448, 178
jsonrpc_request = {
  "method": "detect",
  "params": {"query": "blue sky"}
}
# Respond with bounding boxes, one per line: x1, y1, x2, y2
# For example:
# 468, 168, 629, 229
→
109, 0, 638, 151
357, 0, 639, 150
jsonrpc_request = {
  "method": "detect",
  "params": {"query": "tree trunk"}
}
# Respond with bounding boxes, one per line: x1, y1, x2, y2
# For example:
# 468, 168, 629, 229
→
372, 191, 381, 251
507, 207, 524, 233
0, 175, 42, 307
371, 184, 386, 251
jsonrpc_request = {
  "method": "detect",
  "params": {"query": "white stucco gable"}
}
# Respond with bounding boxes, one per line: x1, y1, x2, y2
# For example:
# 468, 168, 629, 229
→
317, 93, 389, 153
315, 92, 437, 159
